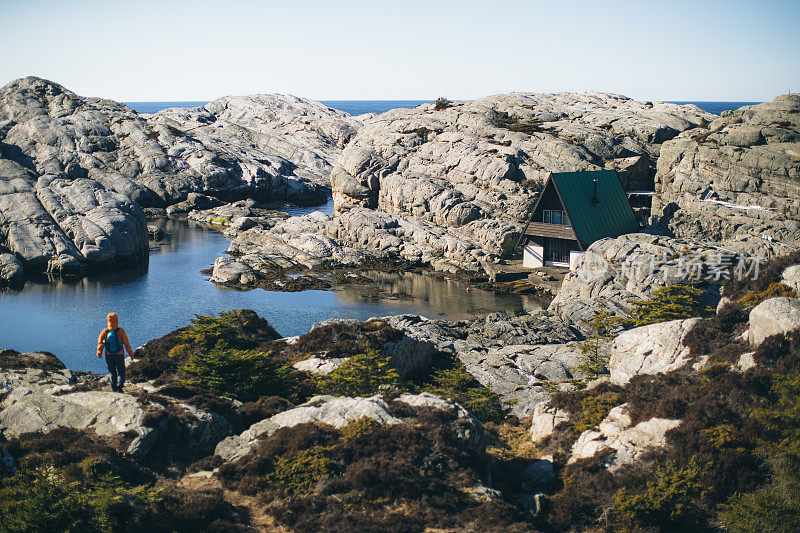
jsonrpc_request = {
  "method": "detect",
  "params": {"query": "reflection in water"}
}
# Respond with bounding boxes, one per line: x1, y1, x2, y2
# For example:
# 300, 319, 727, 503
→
0, 216, 531, 372
337, 271, 546, 320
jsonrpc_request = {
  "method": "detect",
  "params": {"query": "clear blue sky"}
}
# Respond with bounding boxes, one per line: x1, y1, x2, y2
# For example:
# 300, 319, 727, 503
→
2, 0, 798, 101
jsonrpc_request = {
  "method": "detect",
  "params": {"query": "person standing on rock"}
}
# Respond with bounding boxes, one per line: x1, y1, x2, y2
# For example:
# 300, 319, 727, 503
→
97, 312, 134, 392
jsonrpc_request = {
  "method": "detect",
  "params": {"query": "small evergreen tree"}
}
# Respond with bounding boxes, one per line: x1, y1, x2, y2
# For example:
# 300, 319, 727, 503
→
314, 349, 400, 397
180, 348, 300, 402
628, 284, 713, 327
578, 303, 622, 379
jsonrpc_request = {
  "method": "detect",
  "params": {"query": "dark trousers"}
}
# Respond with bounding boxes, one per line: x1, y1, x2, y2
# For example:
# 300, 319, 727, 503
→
105, 352, 126, 391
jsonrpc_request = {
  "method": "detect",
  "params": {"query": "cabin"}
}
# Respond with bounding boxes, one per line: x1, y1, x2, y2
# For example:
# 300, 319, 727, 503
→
519, 170, 639, 268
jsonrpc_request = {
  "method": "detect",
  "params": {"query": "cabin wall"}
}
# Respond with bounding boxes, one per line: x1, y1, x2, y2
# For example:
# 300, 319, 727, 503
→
523, 241, 544, 268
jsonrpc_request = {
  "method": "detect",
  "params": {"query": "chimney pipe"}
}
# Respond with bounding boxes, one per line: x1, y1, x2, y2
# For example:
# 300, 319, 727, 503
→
592, 178, 599, 203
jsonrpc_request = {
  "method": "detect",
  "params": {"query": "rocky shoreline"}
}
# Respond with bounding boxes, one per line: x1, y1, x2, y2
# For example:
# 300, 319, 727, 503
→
2, 251, 799, 530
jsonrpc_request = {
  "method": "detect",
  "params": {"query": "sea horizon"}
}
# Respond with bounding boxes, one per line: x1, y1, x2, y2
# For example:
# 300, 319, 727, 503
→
125, 100, 763, 116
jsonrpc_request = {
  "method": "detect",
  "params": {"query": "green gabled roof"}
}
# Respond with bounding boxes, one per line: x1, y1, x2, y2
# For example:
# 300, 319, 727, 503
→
550, 170, 639, 246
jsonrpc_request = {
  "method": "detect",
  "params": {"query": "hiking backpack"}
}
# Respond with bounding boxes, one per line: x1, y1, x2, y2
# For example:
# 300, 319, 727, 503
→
105, 329, 123, 354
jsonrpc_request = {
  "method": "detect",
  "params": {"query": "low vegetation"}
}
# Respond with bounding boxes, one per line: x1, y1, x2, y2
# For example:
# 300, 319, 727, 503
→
423, 362, 507, 423
218, 409, 531, 532
313, 349, 401, 397
535, 253, 800, 531
493, 111, 542, 135
433, 97, 452, 110
1, 429, 246, 532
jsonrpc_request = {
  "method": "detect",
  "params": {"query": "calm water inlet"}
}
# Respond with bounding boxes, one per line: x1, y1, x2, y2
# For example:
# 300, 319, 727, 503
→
0, 218, 534, 373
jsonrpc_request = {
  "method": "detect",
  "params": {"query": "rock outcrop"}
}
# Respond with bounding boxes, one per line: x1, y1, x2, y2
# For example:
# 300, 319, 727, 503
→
549, 232, 768, 325
329, 93, 711, 270
748, 296, 800, 346
529, 401, 571, 443
0, 251, 23, 288
386, 313, 584, 416
0, 352, 234, 461
0, 77, 359, 283
568, 404, 681, 470
609, 318, 701, 385
151, 94, 361, 188
215, 392, 483, 461
653, 95, 800, 245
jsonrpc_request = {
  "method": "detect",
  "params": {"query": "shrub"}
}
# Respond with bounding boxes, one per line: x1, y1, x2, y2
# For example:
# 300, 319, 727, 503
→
180, 348, 307, 403
424, 363, 507, 423
723, 251, 800, 301
434, 97, 452, 110
339, 417, 382, 441
266, 447, 337, 496
314, 349, 401, 397
628, 284, 714, 326
573, 392, 623, 434
284, 319, 404, 361
128, 309, 281, 383
0, 463, 163, 532
612, 457, 708, 530
177, 309, 280, 351
737, 281, 796, 308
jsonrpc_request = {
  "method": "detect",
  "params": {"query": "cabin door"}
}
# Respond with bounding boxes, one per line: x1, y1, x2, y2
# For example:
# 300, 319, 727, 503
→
545, 238, 570, 264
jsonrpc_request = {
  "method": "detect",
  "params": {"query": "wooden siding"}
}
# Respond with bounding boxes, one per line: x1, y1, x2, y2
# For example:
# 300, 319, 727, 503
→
524, 222, 576, 240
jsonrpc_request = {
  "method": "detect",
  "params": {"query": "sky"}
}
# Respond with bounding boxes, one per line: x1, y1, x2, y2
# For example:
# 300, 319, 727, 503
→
1, 0, 798, 102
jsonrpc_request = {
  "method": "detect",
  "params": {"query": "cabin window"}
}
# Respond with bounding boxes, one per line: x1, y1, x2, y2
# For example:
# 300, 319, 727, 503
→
543, 210, 569, 226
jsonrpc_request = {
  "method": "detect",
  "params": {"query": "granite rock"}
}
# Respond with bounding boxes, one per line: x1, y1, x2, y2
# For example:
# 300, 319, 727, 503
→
653, 95, 800, 246
748, 297, 800, 346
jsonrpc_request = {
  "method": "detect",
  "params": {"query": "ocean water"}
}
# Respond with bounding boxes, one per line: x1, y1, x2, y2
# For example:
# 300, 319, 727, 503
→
125, 100, 760, 117
125, 100, 431, 115
671, 101, 761, 115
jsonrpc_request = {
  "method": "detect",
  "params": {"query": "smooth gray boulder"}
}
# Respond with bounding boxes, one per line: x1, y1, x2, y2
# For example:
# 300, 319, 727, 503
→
782, 264, 800, 294
609, 318, 701, 385
568, 404, 681, 470
748, 297, 800, 346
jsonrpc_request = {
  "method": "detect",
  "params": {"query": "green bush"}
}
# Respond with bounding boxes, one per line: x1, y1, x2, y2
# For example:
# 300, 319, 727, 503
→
573, 392, 623, 434
737, 282, 796, 308
180, 348, 303, 403
0, 463, 162, 533
178, 309, 278, 350
339, 417, 382, 441
425, 364, 507, 423
266, 446, 336, 496
628, 284, 714, 326
314, 349, 401, 397
613, 457, 708, 529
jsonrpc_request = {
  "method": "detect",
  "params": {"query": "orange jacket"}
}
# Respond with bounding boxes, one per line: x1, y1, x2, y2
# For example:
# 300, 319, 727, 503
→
97, 313, 134, 357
